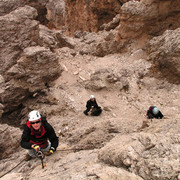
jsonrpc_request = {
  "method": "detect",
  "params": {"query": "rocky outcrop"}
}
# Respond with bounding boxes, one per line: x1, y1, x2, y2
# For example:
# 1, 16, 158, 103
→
1, 46, 62, 114
98, 132, 180, 180
117, 0, 180, 40
75, 30, 125, 57
0, 1, 180, 180
46, 0, 65, 29
84, 59, 150, 90
39, 24, 58, 49
65, 0, 121, 36
25, 0, 49, 25
0, 5, 39, 74
28, 150, 143, 180
100, 14, 120, 31
0, 6, 62, 122
1, 173, 23, 180
146, 28, 180, 84
65, 120, 118, 150
0, 124, 21, 159
0, 0, 25, 16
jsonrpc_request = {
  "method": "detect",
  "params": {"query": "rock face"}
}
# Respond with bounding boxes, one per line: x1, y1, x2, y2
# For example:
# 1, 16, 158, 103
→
117, 0, 180, 40
0, 0, 180, 180
46, 0, 65, 29
75, 30, 124, 57
27, 150, 143, 180
0, 5, 39, 74
84, 59, 150, 90
65, 0, 121, 36
25, 0, 49, 25
1, 46, 62, 116
0, 0, 25, 16
0, 124, 21, 159
65, 120, 118, 150
146, 28, 180, 84
0, 6, 62, 123
98, 132, 180, 180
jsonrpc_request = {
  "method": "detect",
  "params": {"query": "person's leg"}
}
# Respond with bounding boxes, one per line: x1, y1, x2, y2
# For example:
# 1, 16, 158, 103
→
28, 149, 36, 157
41, 142, 51, 153
84, 107, 90, 115
147, 112, 153, 119
90, 107, 97, 116
97, 108, 102, 116
27, 142, 51, 156
91, 107, 102, 116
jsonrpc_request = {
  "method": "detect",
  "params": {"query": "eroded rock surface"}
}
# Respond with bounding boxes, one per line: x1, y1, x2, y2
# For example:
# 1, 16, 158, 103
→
0, 6, 62, 123
117, 0, 180, 40
65, 0, 121, 36
1, 46, 62, 115
98, 132, 180, 180
0, 124, 21, 159
0, 5, 39, 74
147, 28, 180, 84
0, 0, 180, 180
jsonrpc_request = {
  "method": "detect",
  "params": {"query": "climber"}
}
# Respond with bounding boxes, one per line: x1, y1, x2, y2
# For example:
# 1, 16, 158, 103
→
20, 110, 59, 161
83, 95, 102, 116
146, 106, 164, 119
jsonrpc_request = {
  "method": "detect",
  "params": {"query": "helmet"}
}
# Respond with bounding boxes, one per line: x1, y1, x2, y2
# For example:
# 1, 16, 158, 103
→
28, 110, 41, 122
152, 107, 159, 115
90, 95, 95, 99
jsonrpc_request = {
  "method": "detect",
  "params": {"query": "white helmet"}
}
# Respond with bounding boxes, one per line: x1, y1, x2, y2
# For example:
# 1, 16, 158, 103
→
28, 110, 41, 122
152, 107, 159, 115
90, 95, 95, 99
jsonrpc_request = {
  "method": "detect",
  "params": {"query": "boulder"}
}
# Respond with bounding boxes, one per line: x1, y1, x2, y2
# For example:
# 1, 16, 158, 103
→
146, 28, 180, 83
98, 132, 180, 180
1, 46, 62, 114
77, 30, 123, 57
0, 5, 39, 74
117, 0, 180, 40
0, 6, 63, 118
66, 120, 118, 150
39, 24, 58, 49
0, 124, 21, 159
46, 0, 65, 29
27, 150, 143, 180
25, 0, 49, 25
0, 0, 26, 16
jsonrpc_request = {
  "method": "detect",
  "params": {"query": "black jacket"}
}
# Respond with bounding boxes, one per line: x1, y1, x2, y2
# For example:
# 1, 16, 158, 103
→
86, 99, 99, 111
20, 117, 58, 150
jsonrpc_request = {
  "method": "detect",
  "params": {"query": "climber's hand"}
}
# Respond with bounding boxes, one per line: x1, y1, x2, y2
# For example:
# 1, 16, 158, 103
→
32, 144, 40, 152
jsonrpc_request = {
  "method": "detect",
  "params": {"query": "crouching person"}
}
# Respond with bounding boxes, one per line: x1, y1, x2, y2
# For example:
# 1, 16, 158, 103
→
20, 110, 59, 161
147, 106, 164, 119
84, 95, 102, 116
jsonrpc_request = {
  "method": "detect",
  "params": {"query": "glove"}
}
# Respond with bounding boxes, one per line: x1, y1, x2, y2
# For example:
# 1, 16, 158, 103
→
32, 145, 40, 152
44, 147, 55, 156
49, 147, 55, 154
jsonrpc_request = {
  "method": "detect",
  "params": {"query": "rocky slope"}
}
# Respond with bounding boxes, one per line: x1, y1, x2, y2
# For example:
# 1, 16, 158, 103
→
0, 0, 180, 180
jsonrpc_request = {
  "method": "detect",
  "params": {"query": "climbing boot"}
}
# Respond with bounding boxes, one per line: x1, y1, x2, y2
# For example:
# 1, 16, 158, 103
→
83, 111, 88, 116
24, 154, 34, 161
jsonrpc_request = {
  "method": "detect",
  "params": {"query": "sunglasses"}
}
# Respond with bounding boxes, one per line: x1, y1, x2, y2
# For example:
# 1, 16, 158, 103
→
30, 120, 41, 125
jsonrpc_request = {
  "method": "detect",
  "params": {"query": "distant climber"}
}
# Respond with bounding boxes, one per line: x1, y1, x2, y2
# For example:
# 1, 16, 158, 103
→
83, 95, 102, 116
20, 110, 59, 161
146, 106, 164, 119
